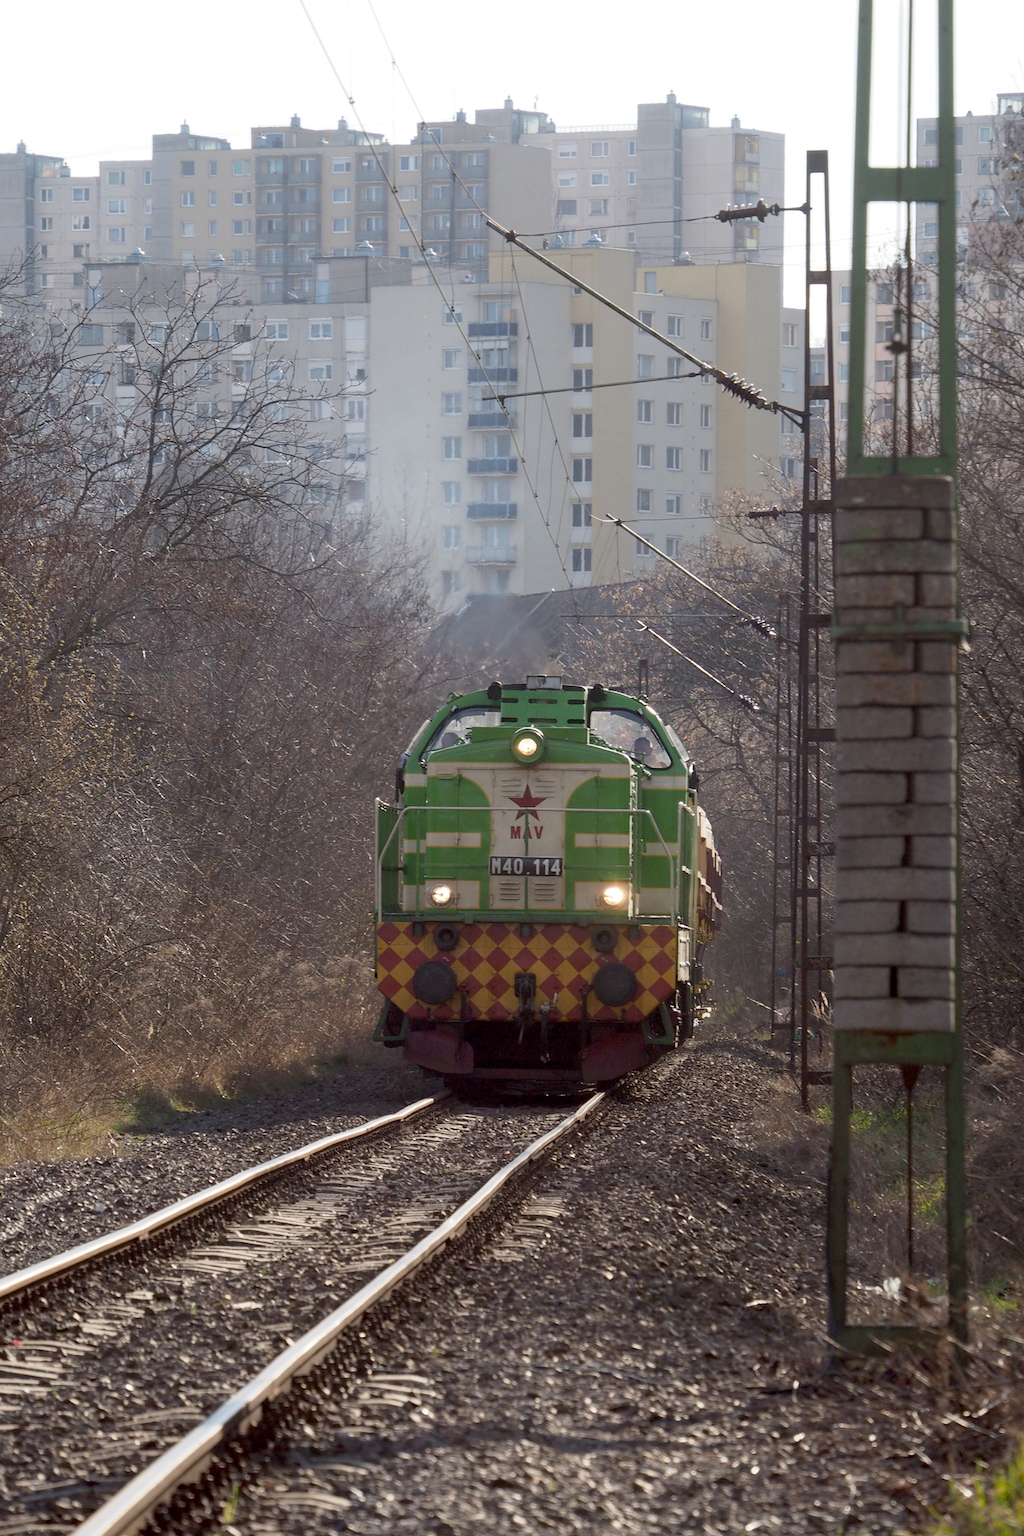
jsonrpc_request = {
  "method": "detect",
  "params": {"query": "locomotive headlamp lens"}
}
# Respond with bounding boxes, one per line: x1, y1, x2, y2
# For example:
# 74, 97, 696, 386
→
601, 884, 627, 908
428, 883, 454, 907
511, 729, 544, 763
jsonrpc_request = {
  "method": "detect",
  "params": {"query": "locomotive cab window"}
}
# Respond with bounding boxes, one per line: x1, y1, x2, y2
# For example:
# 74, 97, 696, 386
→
425, 706, 500, 754
589, 709, 672, 768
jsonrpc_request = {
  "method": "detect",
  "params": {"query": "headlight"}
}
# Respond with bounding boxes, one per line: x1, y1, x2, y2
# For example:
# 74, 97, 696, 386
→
601, 884, 628, 908
511, 728, 544, 763
428, 883, 454, 907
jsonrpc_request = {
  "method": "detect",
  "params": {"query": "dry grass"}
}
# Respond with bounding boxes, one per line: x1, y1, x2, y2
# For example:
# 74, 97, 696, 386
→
0, 951, 387, 1166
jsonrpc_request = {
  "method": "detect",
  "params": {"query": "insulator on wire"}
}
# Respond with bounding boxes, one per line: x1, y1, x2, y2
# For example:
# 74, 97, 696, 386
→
715, 199, 782, 224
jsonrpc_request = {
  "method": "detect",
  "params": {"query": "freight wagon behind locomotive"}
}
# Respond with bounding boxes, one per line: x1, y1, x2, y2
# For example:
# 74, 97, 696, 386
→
374, 677, 720, 1085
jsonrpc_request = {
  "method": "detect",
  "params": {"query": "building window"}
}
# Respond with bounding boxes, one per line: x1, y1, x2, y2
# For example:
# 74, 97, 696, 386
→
923, 221, 939, 238
72, 187, 90, 202
572, 502, 592, 527
38, 216, 53, 231
635, 539, 654, 558
781, 369, 797, 392
572, 323, 593, 348
666, 358, 683, 378
572, 412, 592, 437
666, 314, 683, 337
557, 200, 578, 216
573, 367, 593, 390
628, 170, 637, 186
571, 547, 592, 573
667, 402, 682, 426
666, 538, 682, 558
38, 186, 54, 203
977, 187, 997, 206
309, 361, 333, 381
590, 172, 610, 186
839, 362, 850, 382
637, 444, 653, 468
590, 141, 610, 157
208, 190, 218, 206
590, 199, 608, 216
72, 243, 86, 257
572, 457, 592, 483
364, 216, 385, 233
181, 191, 195, 207
331, 217, 351, 234
443, 392, 462, 415
108, 227, 126, 243
465, 242, 487, 258
444, 305, 463, 325
700, 404, 712, 428
840, 284, 852, 304
181, 160, 195, 177
208, 220, 218, 235
637, 399, 653, 423
666, 494, 682, 516
557, 173, 577, 188
782, 322, 798, 347
636, 488, 652, 511
700, 318, 712, 340
638, 310, 654, 328
332, 157, 353, 174
181, 221, 195, 237
699, 495, 713, 515
443, 348, 461, 369
558, 143, 577, 159
443, 436, 462, 459
265, 320, 289, 340
71, 215, 91, 230
309, 320, 333, 339
666, 447, 681, 470
442, 525, 461, 550
699, 449, 712, 473
443, 481, 461, 504
979, 125, 992, 143
233, 191, 251, 205
637, 355, 653, 379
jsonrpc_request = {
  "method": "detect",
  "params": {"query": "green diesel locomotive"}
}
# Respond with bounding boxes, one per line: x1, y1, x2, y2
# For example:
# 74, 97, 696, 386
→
374, 676, 720, 1085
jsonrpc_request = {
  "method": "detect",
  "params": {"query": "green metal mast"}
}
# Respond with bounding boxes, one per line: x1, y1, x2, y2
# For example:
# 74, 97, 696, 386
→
829, 0, 967, 1353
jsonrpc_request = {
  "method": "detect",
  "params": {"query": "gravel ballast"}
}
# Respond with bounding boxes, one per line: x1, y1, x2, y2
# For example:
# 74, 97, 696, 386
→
229, 1033, 986, 1536
2, 1031, 1001, 1534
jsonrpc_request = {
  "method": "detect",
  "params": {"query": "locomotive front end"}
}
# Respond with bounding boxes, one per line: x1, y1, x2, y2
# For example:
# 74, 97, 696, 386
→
374, 678, 719, 1085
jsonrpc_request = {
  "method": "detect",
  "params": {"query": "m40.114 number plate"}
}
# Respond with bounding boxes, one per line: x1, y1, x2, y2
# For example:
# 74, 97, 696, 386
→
488, 856, 564, 877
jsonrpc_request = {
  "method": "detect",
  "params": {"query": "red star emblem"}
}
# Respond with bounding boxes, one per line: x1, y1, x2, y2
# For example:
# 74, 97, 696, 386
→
509, 785, 546, 810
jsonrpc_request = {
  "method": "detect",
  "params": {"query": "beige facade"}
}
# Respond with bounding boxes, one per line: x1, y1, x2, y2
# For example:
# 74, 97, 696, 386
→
367, 247, 797, 610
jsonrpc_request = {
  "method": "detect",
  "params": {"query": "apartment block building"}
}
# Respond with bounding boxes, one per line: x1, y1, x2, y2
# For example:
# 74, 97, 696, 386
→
423, 97, 785, 267
916, 92, 1024, 264
368, 247, 800, 610
76, 258, 384, 509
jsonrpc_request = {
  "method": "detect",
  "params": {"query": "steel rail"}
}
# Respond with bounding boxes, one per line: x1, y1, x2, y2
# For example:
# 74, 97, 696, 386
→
0, 1094, 447, 1307
74, 1090, 606, 1536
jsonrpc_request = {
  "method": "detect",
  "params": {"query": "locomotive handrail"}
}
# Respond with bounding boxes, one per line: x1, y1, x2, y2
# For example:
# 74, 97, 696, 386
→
377, 803, 683, 922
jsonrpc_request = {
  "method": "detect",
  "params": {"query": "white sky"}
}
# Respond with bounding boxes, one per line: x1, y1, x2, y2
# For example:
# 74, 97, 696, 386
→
5, 0, 1024, 303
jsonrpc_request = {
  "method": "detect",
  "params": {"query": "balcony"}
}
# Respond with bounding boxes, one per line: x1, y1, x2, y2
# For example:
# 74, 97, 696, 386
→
466, 544, 516, 565
468, 367, 517, 385
467, 503, 517, 519
467, 322, 518, 338
467, 411, 516, 429
467, 457, 517, 475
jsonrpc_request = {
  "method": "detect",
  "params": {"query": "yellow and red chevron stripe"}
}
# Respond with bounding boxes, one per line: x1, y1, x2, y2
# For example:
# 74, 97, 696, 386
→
376, 921, 676, 1024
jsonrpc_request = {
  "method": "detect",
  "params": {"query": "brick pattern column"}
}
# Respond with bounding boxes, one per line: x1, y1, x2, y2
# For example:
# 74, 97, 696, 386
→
833, 476, 958, 1033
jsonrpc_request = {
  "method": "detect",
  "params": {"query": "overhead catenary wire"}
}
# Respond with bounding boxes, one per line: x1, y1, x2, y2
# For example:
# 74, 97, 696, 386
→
601, 517, 776, 638
484, 214, 806, 429
634, 622, 760, 712
490, 369, 702, 405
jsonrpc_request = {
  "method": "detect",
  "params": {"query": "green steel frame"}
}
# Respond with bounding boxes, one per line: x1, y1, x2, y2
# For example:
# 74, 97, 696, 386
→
846, 0, 957, 477
828, 0, 967, 1352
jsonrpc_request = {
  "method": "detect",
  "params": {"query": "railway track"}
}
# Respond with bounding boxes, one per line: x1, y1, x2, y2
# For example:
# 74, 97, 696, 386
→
0, 1089, 606, 1533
